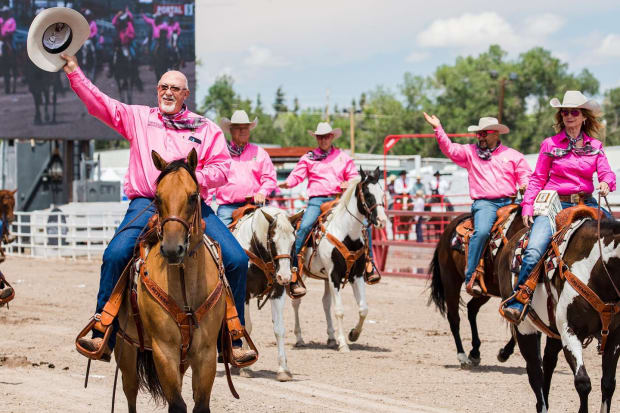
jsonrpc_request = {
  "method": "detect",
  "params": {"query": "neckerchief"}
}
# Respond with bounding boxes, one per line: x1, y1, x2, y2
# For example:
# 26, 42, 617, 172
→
227, 141, 247, 157
307, 146, 333, 161
544, 132, 600, 158
158, 105, 207, 131
476, 142, 502, 160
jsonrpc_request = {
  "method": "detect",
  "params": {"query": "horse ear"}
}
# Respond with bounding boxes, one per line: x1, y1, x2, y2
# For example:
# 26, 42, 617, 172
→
261, 210, 275, 224
373, 167, 380, 177
187, 148, 198, 172
359, 167, 366, 180
152, 150, 168, 172
289, 211, 304, 227
10, 189, 17, 195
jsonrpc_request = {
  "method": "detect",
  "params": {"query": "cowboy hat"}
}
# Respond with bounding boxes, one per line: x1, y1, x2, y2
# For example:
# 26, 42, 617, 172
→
27, 7, 90, 72
433, 171, 442, 177
467, 117, 509, 134
550, 91, 602, 116
308, 122, 342, 139
0, 6, 11, 12
219, 110, 258, 134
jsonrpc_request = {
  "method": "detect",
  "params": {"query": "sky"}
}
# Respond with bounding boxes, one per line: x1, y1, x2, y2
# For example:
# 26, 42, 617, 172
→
196, 0, 620, 112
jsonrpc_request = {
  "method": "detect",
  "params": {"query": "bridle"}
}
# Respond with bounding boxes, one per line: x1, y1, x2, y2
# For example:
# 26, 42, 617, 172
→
346, 179, 384, 227
247, 211, 292, 309
155, 193, 202, 257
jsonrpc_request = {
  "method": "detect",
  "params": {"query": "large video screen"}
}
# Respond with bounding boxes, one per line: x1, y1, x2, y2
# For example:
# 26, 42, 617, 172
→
0, 0, 195, 139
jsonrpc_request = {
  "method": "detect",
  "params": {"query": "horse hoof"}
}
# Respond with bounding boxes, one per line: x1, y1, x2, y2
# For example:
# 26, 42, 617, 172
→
338, 344, 350, 353
348, 329, 361, 342
277, 370, 293, 382
469, 356, 481, 366
239, 368, 252, 378
457, 353, 472, 369
294, 340, 306, 348
497, 350, 509, 363
327, 338, 338, 349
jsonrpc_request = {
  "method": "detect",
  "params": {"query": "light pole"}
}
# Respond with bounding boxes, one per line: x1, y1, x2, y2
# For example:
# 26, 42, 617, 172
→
489, 71, 518, 124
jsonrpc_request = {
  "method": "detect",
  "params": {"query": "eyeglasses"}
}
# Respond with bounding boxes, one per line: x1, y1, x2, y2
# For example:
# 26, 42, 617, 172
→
476, 131, 496, 138
157, 84, 186, 93
561, 109, 581, 117
316, 134, 333, 140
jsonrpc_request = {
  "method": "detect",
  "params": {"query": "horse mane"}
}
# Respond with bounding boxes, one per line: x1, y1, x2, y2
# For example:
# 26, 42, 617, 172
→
333, 176, 362, 217
156, 159, 198, 185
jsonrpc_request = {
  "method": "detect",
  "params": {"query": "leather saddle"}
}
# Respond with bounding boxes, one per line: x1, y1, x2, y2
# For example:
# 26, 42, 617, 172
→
228, 204, 259, 231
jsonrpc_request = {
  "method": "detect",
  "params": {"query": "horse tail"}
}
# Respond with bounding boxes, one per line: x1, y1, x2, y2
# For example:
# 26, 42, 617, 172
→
137, 350, 165, 404
427, 245, 447, 317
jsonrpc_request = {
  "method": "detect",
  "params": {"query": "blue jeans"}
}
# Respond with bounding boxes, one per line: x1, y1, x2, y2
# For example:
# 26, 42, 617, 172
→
465, 198, 513, 283
293, 196, 373, 267
515, 197, 611, 289
94, 197, 248, 348
217, 202, 246, 226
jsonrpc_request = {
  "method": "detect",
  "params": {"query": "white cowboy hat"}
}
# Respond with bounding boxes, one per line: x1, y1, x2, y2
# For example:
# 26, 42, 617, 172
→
550, 91, 602, 116
467, 117, 509, 134
0, 6, 11, 12
27, 7, 90, 72
308, 122, 342, 139
219, 110, 258, 133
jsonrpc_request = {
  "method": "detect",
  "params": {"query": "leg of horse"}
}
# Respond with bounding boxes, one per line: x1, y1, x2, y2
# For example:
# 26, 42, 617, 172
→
542, 336, 563, 409
466, 295, 491, 366
348, 275, 368, 343
558, 310, 591, 412
239, 301, 253, 378
322, 279, 336, 348
497, 336, 516, 363
115, 340, 139, 413
445, 282, 468, 367
326, 275, 349, 353
190, 341, 218, 413
291, 296, 305, 347
43, 87, 50, 123
600, 332, 620, 413
515, 329, 548, 413
151, 341, 187, 413
270, 293, 292, 381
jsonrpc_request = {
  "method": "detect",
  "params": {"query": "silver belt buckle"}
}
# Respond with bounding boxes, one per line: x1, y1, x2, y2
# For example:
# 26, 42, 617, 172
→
570, 193, 579, 203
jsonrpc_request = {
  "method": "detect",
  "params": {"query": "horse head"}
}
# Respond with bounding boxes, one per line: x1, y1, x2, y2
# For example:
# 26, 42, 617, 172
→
257, 208, 296, 285
0, 189, 17, 223
152, 148, 202, 264
358, 167, 388, 229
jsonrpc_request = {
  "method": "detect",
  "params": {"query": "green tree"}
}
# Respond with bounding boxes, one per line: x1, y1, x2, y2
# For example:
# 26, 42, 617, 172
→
199, 75, 236, 120
604, 87, 620, 145
273, 86, 288, 114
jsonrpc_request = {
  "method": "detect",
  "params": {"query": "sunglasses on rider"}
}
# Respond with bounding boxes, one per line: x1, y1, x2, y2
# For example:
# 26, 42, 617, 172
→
476, 130, 497, 138
560, 109, 581, 117
158, 84, 186, 93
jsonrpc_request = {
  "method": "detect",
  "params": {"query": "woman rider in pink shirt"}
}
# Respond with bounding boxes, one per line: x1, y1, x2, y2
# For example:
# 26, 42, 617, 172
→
212, 110, 277, 225
502, 91, 616, 322
279, 122, 379, 297
423, 113, 531, 296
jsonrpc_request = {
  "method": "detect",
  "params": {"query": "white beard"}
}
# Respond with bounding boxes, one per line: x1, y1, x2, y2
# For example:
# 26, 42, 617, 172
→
159, 101, 177, 114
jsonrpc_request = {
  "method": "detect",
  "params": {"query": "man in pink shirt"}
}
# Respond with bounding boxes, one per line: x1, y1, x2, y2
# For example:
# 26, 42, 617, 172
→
0, 6, 16, 49
211, 110, 277, 224
60, 54, 256, 365
143, 12, 169, 53
112, 8, 136, 57
280, 122, 379, 296
424, 113, 531, 295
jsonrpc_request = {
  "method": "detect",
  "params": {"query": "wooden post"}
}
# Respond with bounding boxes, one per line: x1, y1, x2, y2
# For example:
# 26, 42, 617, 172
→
498, 78, 506, 124
349, 107, 355, 155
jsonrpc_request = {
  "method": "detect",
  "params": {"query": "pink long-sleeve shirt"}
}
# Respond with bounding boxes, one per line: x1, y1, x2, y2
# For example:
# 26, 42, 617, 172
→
210, 143, 277, 204
143, 15, 169, 39
167, 21, 181, 39
521, 131, 616, 216
112, 13, 135, 45
434, 126, 531, 200
1, 17, 15, 38
67, 67, 230, 201
285, 147, 358, 198
88, 21, 98, 39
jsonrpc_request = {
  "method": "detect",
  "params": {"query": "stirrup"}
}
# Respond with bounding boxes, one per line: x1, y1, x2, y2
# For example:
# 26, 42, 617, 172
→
222, 323, 259, 368
364, 260, 381, 285
499, 293, 530, 324
0, 272, 15, 307
465, 260, 487, 296
287, 267, 307, 299
75, 314, 114, 361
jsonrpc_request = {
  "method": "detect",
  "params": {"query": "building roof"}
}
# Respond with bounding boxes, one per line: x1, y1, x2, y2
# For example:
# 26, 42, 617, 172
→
265, 147, 314, 158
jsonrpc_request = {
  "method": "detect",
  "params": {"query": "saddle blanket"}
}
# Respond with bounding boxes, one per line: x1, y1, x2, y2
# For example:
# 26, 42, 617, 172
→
510, 218, 589, 280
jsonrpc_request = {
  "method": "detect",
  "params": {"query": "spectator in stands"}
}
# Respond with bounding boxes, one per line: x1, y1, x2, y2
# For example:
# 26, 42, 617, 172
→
412, 175, 425, 195
393, 170, 412, 210
413, 190, 425, 242
429, 170, 450, 195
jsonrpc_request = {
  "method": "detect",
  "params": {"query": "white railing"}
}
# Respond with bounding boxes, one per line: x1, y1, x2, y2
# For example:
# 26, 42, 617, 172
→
5, 209, 126, 260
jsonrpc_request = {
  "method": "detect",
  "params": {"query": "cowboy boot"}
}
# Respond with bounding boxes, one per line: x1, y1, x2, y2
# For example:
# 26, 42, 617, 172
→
0, 286, 13, 300
76, 337, 112, 362
288, 267, 307, 298
466, 260, 484, 296
232, 346, 258, 364
364, 260, 381, 284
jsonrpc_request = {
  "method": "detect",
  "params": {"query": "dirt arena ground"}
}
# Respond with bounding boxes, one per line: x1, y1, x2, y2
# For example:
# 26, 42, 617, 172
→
0, 256, 616, 412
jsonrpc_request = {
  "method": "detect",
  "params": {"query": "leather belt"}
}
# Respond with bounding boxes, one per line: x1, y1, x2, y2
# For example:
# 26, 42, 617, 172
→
559, 193, 591, 203
310, 194, 338, 199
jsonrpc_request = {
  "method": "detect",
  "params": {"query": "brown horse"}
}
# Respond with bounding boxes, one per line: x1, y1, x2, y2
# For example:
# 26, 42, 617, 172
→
115, 149, 226, 413
497, 217, 620, 413
428, 205, 524, 367
0, 189, 17, 307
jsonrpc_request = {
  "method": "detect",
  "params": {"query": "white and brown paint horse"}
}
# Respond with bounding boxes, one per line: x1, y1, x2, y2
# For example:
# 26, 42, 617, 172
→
293, 167, 388, 352
498, 218, 620, 413
229, 206, 297, 381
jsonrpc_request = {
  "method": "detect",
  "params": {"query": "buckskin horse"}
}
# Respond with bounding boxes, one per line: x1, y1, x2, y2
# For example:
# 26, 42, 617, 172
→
0, 189, 16, 307
113, 149, 227, 413
497, 206, 620, 413
428, 203, 522, 367
292, 167, 388, 352
229, 205, 298, 381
